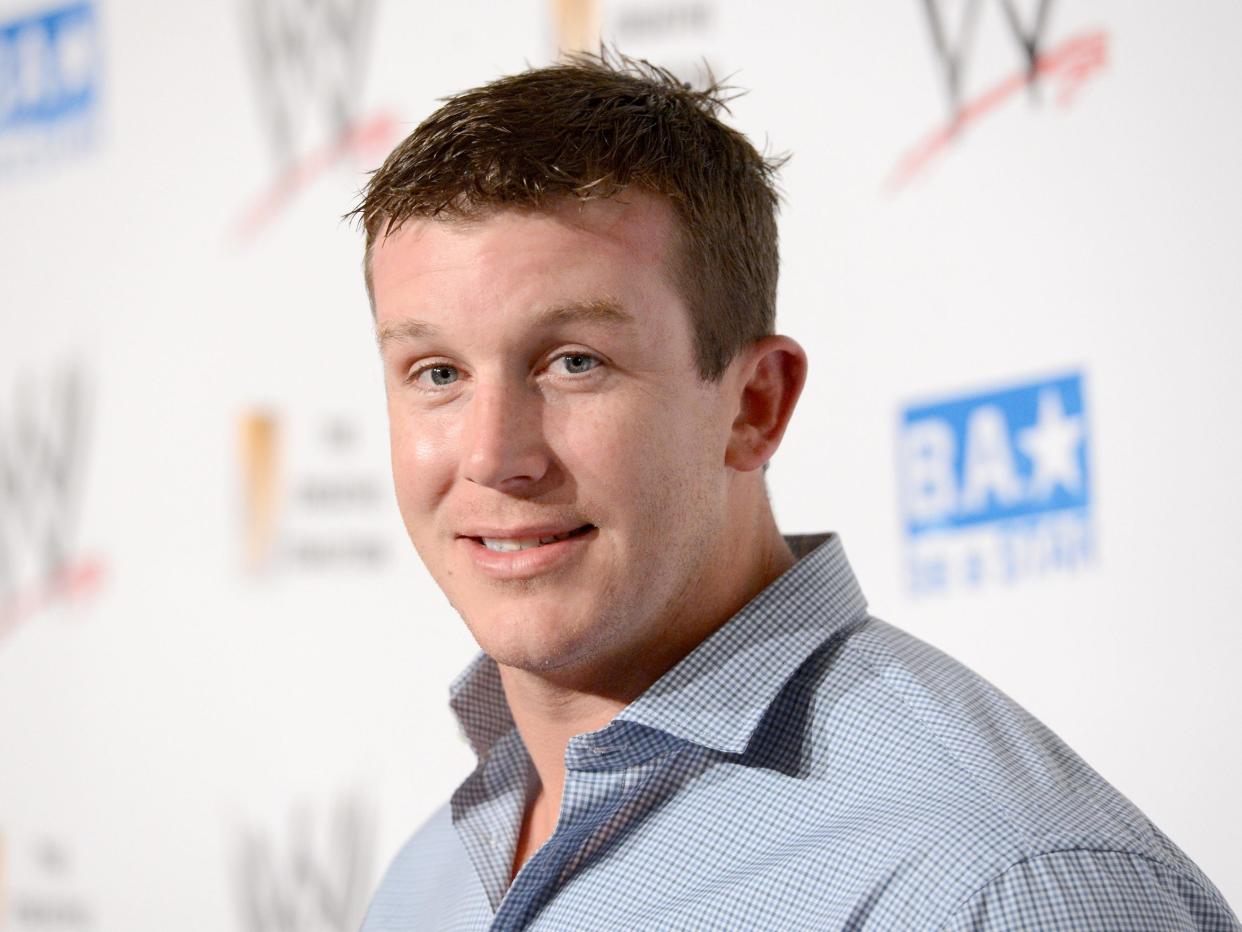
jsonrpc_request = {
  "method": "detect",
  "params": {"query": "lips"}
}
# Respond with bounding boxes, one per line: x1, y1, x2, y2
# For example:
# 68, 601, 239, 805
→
476, 524, 595, 552
456, 523, 597, 580
460, 523, 595, 552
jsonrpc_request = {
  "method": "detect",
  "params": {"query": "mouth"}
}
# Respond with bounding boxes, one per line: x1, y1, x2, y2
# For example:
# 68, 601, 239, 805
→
465, 524, 596, 553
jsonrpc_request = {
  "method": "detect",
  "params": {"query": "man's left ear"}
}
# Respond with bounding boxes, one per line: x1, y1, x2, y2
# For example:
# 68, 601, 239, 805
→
724, 335, 808, 472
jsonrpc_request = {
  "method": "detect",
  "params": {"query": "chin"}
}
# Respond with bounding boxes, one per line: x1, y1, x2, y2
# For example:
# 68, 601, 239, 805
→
461, 601, 615, 674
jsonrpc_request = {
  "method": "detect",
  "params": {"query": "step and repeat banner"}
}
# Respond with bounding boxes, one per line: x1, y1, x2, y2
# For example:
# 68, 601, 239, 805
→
2, 1, 1239, 928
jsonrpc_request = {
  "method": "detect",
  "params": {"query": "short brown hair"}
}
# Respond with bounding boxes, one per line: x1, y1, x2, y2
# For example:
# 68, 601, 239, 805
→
351, 52, 785, 380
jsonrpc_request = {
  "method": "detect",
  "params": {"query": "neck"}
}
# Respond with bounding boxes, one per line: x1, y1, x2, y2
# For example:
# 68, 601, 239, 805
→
497, 497, 795, 860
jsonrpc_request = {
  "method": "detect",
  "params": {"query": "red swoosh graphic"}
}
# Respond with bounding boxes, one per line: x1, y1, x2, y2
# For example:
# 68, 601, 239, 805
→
887, 29, 1109, 192
0, 556, 107, 644
232, 111, 400, 242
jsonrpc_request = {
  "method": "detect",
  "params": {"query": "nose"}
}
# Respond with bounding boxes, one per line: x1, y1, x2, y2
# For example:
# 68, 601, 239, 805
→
460, 378, 551, 492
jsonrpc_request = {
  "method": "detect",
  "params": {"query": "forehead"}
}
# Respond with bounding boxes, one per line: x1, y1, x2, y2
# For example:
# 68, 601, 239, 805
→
368, 191, 683, 321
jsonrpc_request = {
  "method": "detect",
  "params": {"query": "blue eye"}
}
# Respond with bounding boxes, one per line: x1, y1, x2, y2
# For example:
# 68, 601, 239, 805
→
416, 365, 459, 387
559, 353, 600, 375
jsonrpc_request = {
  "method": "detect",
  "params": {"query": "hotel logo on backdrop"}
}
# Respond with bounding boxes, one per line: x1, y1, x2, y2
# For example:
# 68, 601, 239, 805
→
560, 0, 719, 89
0, 833, 92, 930
235, 0, 395, 239
0, 0, 101, 179
0, 367, 103, 643
898, 371, 1093, 594
239, 409, 390, 575
888, 0, 1108, 190
552, 0, 600, 53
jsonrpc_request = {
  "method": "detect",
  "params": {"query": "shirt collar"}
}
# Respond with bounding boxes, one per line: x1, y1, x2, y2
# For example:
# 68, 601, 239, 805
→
616, 533, 867, 754
448, 533, 868, 760
449, 650, 514, 760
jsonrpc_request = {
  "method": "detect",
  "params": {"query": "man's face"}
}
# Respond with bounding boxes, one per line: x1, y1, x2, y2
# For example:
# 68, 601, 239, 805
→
371, 191, 740, 680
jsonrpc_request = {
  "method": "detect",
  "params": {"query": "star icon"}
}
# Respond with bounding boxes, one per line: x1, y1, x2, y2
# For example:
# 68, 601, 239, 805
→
1016, 389, 1085, 500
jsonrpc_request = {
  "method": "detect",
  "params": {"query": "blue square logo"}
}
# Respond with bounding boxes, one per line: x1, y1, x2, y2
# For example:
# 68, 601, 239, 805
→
898, 372, 1094, 593
0, 1, 101, 174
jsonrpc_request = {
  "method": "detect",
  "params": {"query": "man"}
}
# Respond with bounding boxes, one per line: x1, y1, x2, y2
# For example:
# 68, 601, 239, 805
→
354, 55, 1237, 930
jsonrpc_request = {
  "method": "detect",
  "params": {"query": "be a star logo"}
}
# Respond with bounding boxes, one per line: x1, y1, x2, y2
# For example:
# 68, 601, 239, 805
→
898, 371, 1094, 593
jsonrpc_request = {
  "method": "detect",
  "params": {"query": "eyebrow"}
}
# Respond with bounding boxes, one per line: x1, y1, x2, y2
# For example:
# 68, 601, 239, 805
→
376, 298, 634, 350
537, 298, 635, 330
376, 318, 438, 349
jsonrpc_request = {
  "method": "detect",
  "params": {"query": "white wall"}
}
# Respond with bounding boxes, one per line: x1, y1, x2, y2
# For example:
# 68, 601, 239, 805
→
1, 1, 1238, 928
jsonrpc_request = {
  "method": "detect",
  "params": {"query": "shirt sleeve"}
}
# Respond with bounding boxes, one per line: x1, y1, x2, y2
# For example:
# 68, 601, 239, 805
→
939, 849, 1241, 931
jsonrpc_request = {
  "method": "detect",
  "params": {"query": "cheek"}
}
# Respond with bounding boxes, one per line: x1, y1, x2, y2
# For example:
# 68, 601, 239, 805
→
549, 395, 654, 483
549, 392, 721, 508
388, 405, 461, 514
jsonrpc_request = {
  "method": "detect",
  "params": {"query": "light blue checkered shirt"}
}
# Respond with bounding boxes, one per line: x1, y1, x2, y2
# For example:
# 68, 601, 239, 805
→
363, 534, 1238, 930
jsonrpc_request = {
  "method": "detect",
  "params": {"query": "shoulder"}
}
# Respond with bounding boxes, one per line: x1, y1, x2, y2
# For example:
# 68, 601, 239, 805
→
831, 617, 1174, 856
938, 847, 1240, 930
782, 615, 1234, 924
360, 802, 485, 932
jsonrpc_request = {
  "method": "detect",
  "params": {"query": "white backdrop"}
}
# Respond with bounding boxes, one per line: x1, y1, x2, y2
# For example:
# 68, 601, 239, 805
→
1, 1, 1239, 929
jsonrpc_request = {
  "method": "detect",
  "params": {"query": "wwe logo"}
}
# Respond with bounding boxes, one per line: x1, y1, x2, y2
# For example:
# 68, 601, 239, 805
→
922, 0, 1055, 121
890, 0, 1103, 188
243, 0, 377, 166
0, 369, 89, 608
233, 797, 376, 932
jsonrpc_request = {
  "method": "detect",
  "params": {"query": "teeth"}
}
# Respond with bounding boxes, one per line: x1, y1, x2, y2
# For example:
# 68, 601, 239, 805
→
483, 538, 541, 552
481, 527, 586, 552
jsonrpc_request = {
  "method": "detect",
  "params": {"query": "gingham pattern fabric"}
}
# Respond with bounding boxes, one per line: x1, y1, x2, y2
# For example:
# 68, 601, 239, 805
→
362, 535, 1239, 931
